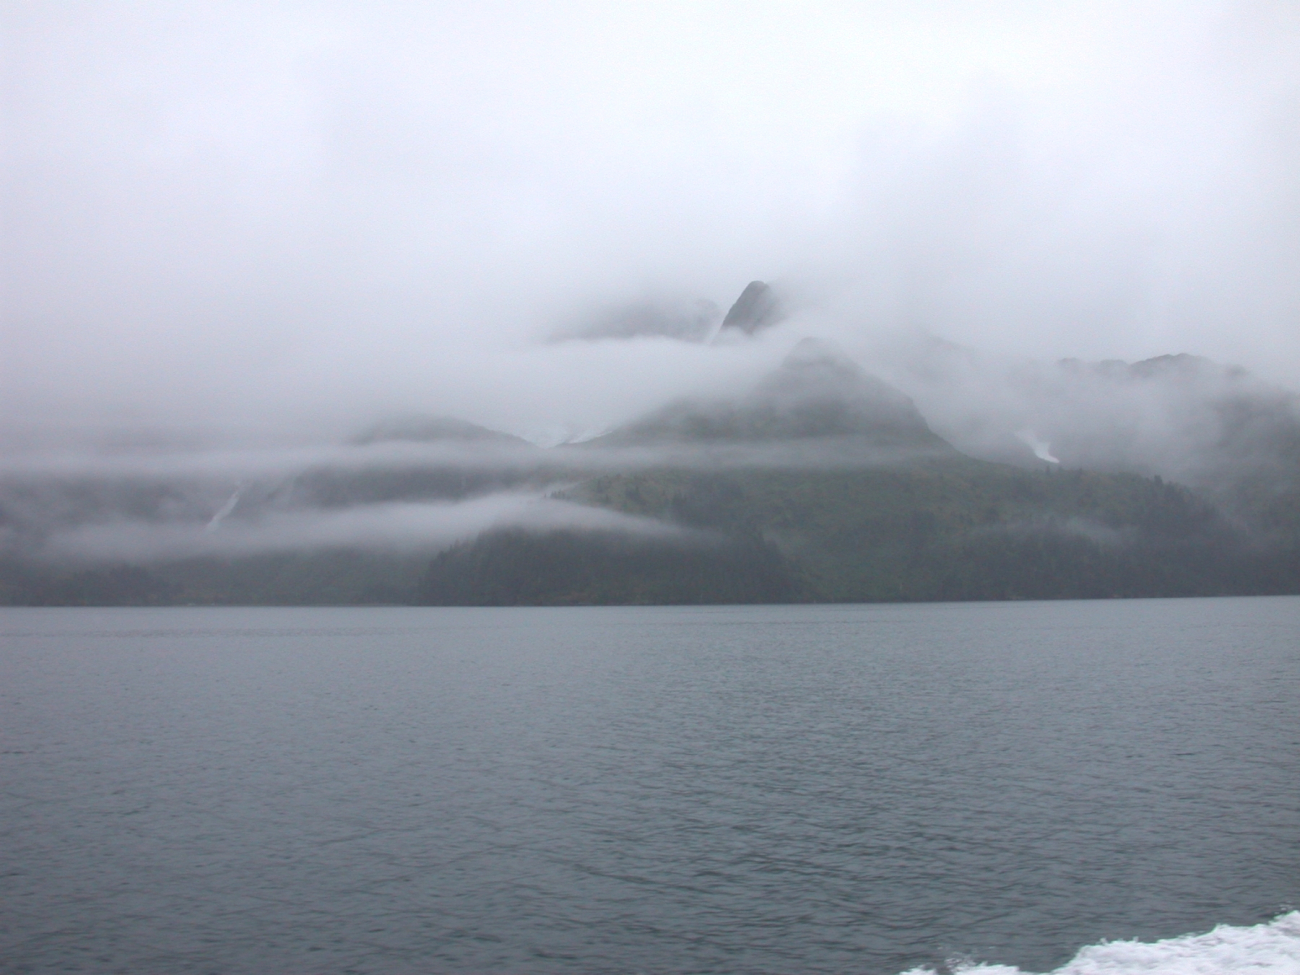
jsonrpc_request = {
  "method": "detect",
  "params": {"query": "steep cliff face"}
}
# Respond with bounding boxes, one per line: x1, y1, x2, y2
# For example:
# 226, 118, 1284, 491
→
718, 280, 785, 336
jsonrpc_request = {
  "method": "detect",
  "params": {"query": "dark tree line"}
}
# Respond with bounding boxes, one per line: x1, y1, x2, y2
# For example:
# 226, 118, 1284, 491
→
416, 528, 799, 605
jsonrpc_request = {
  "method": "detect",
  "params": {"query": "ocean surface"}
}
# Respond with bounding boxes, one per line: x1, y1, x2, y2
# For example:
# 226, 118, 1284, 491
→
2, 598, 1298, 975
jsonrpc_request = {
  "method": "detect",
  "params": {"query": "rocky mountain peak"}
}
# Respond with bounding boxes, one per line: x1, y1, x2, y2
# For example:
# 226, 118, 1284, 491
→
719, 281, 784, 335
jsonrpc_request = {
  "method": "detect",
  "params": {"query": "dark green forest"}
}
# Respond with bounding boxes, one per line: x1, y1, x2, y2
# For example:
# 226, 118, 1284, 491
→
6, 340, 1300, 606
416, 460, 1300, 604
7, 457, 1298, 606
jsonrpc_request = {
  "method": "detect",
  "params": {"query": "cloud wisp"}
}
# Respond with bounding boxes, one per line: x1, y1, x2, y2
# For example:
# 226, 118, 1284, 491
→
36, 492, 694, 565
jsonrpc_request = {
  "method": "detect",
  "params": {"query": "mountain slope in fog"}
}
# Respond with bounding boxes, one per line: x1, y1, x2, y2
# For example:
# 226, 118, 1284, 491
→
5, 340, 1300, 605
418, 343, 1300, 604
292, 416, 543, 510
427, 459, 1300, 604
591, 338, 950, 452
350, 415, 534, 447
415, 344, 1300, 604
881, 339, 1300, 539
890, 339, 1300, 476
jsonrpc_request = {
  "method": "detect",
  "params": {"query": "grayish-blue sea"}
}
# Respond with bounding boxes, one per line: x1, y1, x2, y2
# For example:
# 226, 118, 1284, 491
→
2, 598, 1299, 974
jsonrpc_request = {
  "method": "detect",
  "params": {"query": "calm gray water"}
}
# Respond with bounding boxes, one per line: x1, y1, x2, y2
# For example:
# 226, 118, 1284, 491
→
2, 598, 1298, 975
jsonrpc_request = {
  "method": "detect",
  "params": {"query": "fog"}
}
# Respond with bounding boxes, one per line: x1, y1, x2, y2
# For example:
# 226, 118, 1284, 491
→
36, 493, 692, 564
0, 424, 953, 566
5, 1, 1300, 582
5, 1, 1300, 448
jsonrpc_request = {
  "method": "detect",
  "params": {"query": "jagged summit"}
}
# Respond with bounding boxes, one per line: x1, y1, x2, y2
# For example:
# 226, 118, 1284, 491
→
548, 280, 783, 344
718, 280, 784, 336
593, 338, 951, 449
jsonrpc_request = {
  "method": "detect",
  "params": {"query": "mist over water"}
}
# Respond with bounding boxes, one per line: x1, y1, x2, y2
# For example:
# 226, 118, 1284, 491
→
2, 598, 1297, 974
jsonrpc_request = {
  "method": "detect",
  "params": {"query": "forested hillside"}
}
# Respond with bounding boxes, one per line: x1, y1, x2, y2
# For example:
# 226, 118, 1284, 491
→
5, 339, 1300, 606
417, 460, 1299, 604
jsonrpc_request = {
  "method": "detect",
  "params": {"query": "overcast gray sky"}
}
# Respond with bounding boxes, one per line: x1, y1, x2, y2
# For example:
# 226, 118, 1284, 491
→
4, 1, 1299, 441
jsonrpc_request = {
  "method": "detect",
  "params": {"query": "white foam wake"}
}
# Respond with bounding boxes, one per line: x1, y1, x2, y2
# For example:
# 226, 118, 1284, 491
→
901, 912, 1300, 975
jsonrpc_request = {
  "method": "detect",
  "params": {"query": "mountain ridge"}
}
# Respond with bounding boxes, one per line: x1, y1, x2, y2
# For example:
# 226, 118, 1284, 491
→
4, 338, 1299, 605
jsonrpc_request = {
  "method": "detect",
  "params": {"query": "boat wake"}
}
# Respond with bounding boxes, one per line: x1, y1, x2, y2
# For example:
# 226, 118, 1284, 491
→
902, 912, 1300, 975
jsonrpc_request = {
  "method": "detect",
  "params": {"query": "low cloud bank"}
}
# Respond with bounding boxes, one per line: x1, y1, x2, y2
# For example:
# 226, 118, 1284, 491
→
0, 415, 955, 486
36, 492, 691, 565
